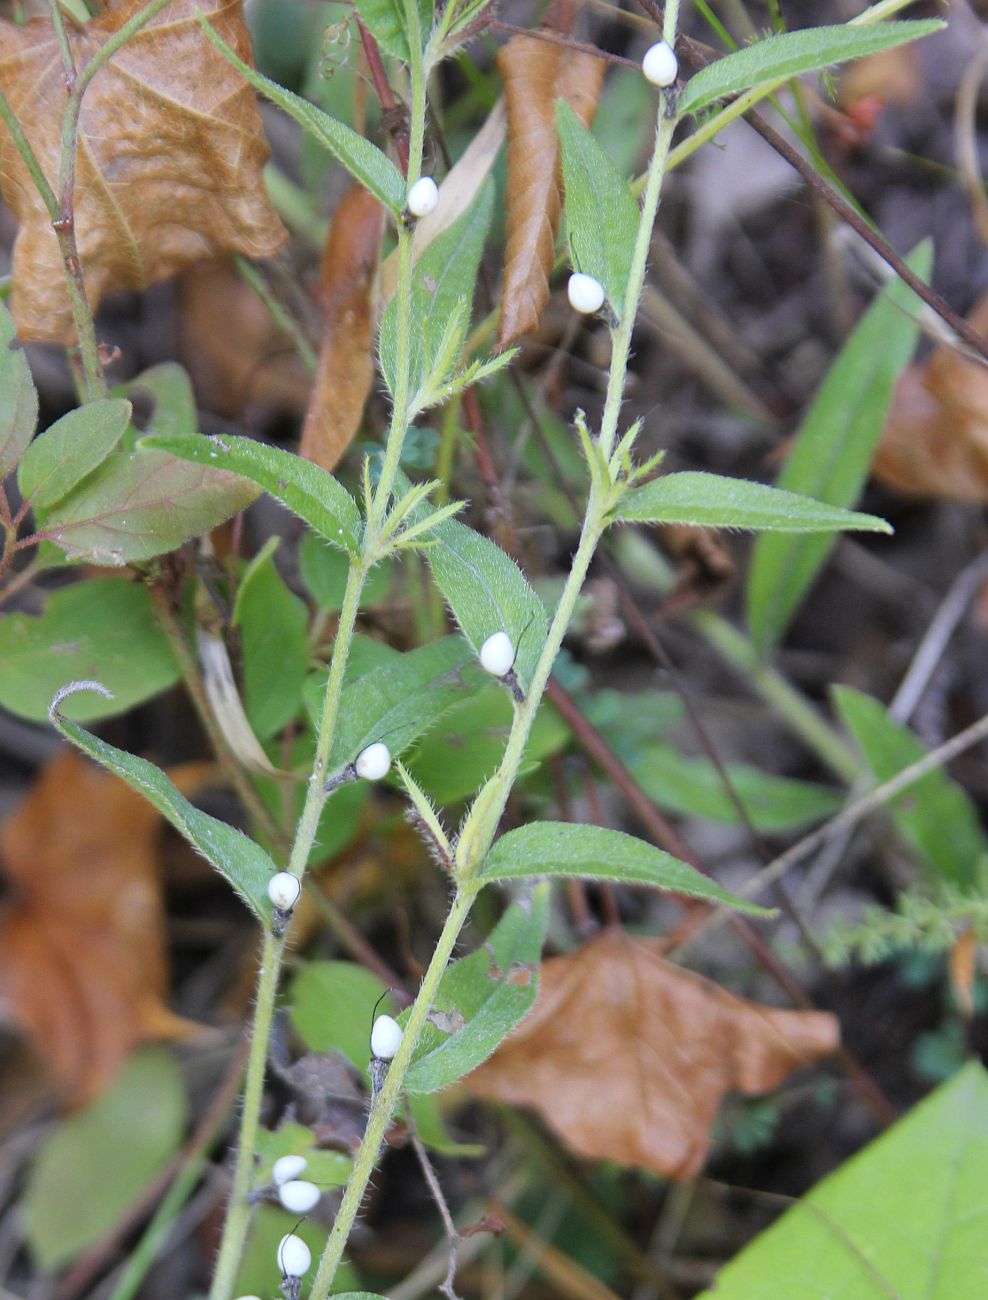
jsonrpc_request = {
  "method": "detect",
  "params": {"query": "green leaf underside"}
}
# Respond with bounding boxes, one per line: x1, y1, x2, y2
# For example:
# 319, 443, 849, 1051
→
699, 1062, 988, 1300
354, 0, 432, 61
52, 708, 276, 921
35, 449, 258, 566
679, 20, 944, 118
291, 960, 389, 1070
129, 362, 199, 440
18, 398, 131, 511
630, 744, 841, 833
480, 822, 772, 914
313, 635, 484, 774
299, 532, 394, 609
617, 472, 892, 533
404, 885, 550, 1094
380, 184, 494, 402
0, 579, 179, 722
556, 99, 640, 318
140, 432, 362, 555
234, 542, 309, 740
23, 1050, 186, 1271
426, 516, 548, 691
746, 242, 932, 654
833, 687, 985, 893
254, 1122, 352, 1190
198, 16, 405, 213
0, 298, 39, 479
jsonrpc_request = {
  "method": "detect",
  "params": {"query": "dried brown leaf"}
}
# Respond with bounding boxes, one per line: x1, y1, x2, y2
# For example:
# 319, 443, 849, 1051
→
496, 33, 605, 348
874, 291, 988, 502
300, 184, 385, 473
0, 0, 286, 342
466, 928, 839, 1179
0, 751, 205, 1105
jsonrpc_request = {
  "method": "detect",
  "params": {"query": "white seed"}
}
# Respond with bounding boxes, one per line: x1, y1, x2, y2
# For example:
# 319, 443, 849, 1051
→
272, 1154, 308, 1186
407, 176, 439, 217
479, 630, 515, 678
267, 872, 301, 911
567, 272, 606, 315
278, 1178, 321, 1214
278, 1233, 312, 1278
355, 741, 391, 781
371, 1013, 403, 1060
642, 40, 678, 87
233, 1295, 263, 1299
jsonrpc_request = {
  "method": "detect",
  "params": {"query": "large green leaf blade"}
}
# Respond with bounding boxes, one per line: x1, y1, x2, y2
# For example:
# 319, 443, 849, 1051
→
233, 541, 310, 740
0, 297, 38, 479
141, 433, 362, 555
18, 398, 131, 510
746, 243, 932, 654
403, 886, 550, 1094
556, 99, 640, 320
199, 15, 405, 213
679, 20, 943, 118
616, 471, 892, 533
833, 686, 986, 892
50, 685, 276, 922
426, 518, 548, 692
698, 1062, 988, 1300
23, 1050, 186, 1271
479, 822, 772, 914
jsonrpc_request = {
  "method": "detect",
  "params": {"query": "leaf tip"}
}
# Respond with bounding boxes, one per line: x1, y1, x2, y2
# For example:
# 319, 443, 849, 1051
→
49, 680, 114, 723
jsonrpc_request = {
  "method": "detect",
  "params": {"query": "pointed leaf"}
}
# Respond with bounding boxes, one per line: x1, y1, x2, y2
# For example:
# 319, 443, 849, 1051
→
556, 98, 640, 320
746, 242, 931, 653
616, 471, 892, 533
679, 20, 943, 119
50, 687, 276, 922
479, 821, 772, 914
833, 686, 986, 892
354, 0, 432, 62
426, 517, 547, 692
18, 399, 131, 510
404, 886, 550, 1094
140, 432, 362, 555
0, 298, 38, 478
199, 15, 405, 214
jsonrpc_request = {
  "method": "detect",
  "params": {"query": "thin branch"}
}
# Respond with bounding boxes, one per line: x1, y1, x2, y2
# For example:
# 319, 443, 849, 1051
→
408, 1125, 462, 1300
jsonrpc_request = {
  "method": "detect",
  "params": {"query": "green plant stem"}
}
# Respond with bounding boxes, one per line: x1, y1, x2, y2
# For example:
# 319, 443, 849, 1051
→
372, 224, 413, 523
308, 886, 475, 1299
207, 559, 369, 1300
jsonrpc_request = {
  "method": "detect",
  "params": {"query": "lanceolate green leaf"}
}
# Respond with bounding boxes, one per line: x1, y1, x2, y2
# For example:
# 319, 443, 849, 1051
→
233, 542, 310, 740
354, 0, 432, 62
616, 471, 892, 534
0, 298, 38, 479
198, 16, 405, 214
0, 579, 179, 723
141, 433, 362, 556
698, 1062, 988, 1300
18, 399, 131, 511
679, 20, 943, 119
426, 517, 547, 692
833, 687, 985, 893
480, 822, 772, 915
404, 886, 550, 1094
556, 99, 640, 319
746, 242, 931, 654
50, 687, 277, 922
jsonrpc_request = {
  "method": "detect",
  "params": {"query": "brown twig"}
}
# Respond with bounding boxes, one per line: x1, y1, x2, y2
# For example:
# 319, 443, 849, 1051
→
490, 20, 639, 69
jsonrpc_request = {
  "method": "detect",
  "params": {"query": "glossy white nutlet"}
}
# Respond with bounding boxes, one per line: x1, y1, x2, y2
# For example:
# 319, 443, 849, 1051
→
407, 176, 439, 217
272, 1153, 308, 1186
355, 741, 392, 781
371, 1013, 403, 1060
479, 630, 515, 678
567, 272, 605, 315
278, 1179, 321, 1214
278, 1233, 312, 1278
642, 40, 678, 87
267, 872, 301, 912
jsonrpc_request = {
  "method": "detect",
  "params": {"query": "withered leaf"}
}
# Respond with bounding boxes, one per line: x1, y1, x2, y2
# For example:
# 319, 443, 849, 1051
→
466, 928, 839, 1179
497, 33, 606, 348
300, 184, 385, 473
0, 751, 204, 1105
0, 0, 286, 343
874, 291, 988, 502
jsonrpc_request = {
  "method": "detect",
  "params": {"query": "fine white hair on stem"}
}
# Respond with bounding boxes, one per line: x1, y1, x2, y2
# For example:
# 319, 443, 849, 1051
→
48, 679, 113, 720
